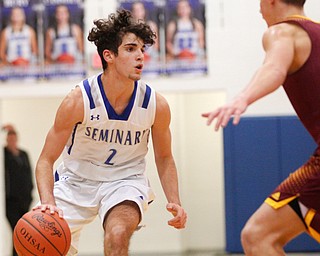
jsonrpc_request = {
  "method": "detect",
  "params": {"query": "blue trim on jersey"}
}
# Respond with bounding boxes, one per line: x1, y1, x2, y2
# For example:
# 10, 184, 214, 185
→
67, 122, 81, 155
83, 79, 96, 109
142, 84, 151, 109
54, 171, 59, 182
97, 74, 138, 121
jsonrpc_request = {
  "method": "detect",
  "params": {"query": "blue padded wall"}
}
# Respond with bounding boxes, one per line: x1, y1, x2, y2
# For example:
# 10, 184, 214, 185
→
224, 116, 320, 253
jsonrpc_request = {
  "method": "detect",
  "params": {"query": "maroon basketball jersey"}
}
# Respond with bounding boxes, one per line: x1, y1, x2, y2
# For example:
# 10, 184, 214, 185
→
281, 17, 320, 152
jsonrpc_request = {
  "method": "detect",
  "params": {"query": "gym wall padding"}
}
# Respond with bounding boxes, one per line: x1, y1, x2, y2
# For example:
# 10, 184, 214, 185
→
223, 116, 320, 253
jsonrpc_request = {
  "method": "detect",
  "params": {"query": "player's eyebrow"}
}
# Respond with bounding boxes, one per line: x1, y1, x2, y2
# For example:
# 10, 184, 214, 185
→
124, 43, 138, 47
124, 42, 146, 47
123, 43, 146, 51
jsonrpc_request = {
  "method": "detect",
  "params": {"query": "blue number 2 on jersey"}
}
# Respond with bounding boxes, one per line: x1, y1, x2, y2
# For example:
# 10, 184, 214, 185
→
105, 149, 117, 165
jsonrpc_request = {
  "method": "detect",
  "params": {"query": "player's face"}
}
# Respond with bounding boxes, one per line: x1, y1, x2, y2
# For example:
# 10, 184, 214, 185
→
132, 3, 146, 20
10, 8, 25, 25
114, 33, 145, 81
6, 133, 18, 148
177, 1, 192, 19
55, 6, 70, 24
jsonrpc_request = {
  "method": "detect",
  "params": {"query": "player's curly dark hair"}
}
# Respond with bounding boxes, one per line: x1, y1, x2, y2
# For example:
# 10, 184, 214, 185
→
88, 9, 156, 70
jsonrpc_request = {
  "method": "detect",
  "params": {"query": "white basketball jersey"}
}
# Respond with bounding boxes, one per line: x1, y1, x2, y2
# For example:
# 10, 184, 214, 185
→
61, 74, 156, 181
5, 25, 32, 62
173, 19, 199, 55
50, 25, 78, 60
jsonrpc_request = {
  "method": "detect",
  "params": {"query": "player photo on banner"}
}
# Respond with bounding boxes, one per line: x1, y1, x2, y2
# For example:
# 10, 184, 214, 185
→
43, 0, 85, 79
165, 0, 207, 76
0, 0, 41, 81
117, 0, 164, 77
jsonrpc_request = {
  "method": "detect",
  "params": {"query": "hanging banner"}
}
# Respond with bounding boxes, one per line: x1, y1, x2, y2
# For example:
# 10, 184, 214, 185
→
165, 0, 207, 76
43, 0, 85, 80
0, 0, 41, 81
0, 0, 86, 82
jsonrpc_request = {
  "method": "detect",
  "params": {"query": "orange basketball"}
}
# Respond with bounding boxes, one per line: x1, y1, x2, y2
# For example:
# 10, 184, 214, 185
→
11, 57, 30, 66
56, 53, 75, 64
13, 209, 71, 256
177, 49, 196, 59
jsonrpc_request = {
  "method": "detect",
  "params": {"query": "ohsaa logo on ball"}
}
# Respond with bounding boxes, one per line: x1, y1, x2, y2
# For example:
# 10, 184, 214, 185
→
17, 227, 46, 254
14, 209, 71, 256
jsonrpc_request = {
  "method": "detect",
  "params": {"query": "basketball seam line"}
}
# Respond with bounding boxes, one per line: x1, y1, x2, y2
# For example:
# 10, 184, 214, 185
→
47, 212, 71, 255
14, 228, 38, 256
21, 216, 64, 256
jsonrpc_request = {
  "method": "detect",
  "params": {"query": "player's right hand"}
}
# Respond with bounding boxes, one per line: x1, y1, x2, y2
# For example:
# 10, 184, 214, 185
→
33, 204, 64, 218
202, 96, 248, 131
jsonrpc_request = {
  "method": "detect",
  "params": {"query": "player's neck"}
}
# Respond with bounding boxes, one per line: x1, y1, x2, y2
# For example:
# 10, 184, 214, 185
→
100, 72, 135, 100
281, 7, 305, 21
12, 23, 23, 31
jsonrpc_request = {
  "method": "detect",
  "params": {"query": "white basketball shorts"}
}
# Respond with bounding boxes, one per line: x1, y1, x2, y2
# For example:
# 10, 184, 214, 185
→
53, 167, 155, 255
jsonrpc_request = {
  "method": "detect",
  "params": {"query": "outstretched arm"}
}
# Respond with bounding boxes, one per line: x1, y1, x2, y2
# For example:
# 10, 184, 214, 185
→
202, 24, 295, 131
152, 93, 187, 229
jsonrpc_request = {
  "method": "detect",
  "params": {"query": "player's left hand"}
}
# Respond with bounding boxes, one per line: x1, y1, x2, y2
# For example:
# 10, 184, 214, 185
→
166, 203, 187, 229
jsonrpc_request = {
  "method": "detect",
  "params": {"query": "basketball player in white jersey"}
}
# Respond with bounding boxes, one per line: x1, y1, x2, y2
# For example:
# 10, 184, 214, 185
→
45, 4, 84, 64
166, 0, 205, 59
0, 7, 38, 66
34, 10, 187, 256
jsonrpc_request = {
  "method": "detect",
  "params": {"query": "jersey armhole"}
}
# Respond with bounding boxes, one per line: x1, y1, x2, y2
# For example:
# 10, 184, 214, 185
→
76, 84, 89, 125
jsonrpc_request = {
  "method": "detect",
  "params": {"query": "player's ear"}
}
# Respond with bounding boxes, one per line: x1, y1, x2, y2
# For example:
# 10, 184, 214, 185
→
103, 50, 114, 63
